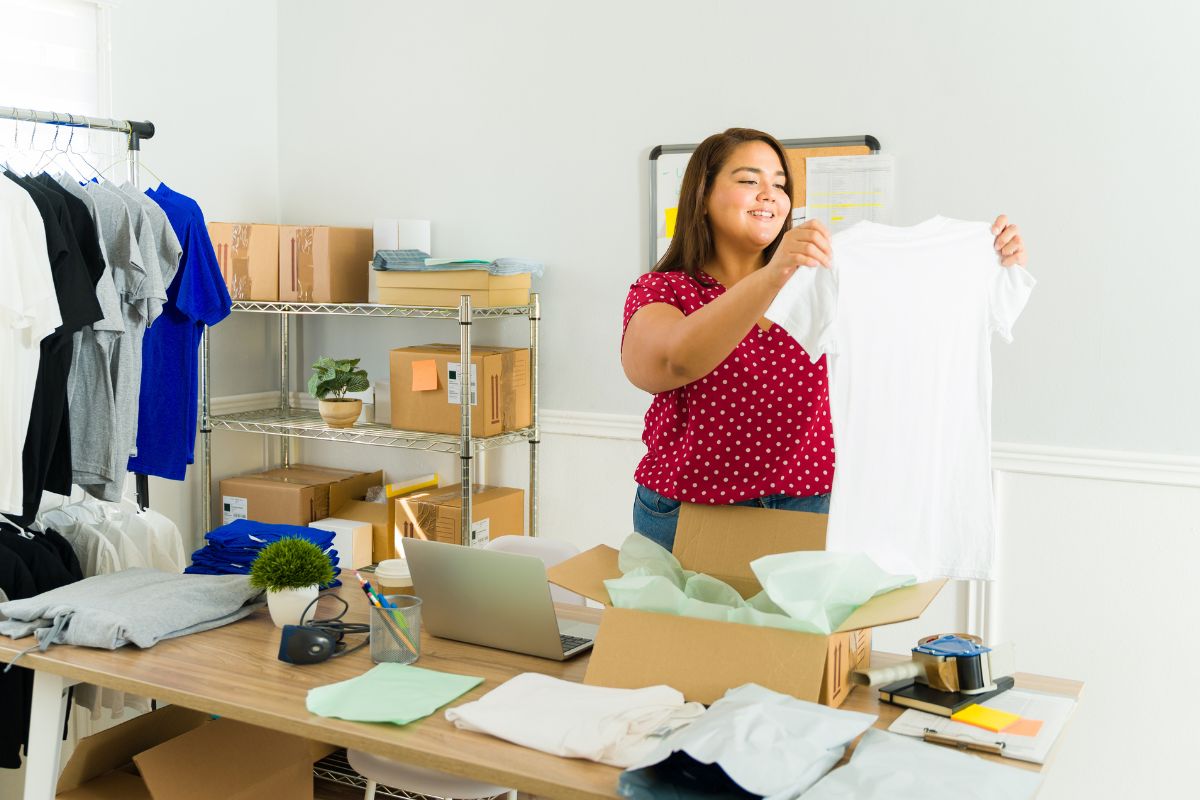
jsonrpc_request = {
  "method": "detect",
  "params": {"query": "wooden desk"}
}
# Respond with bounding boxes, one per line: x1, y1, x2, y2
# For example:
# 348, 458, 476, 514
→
0, 585, 1081, 799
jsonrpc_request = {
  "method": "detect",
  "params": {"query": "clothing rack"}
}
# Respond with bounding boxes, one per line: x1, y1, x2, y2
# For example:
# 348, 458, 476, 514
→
0, 104, 157, 511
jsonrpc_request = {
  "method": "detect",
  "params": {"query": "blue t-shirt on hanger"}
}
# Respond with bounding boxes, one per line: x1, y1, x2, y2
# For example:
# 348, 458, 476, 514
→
127, 183, 231, 480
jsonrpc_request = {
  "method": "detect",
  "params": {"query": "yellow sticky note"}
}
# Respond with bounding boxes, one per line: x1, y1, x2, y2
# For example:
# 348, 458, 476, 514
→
664, 207, 678, 238
951, 704, 1022, 733
411, 359, 438, 391
1003, 718, 1044, 737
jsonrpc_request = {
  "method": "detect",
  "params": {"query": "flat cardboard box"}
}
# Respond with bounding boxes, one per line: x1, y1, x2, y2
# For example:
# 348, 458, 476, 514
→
219, 464, 382, 527
396, 483, 524, 547
279, 225, 373, 303
378, 286, 530, 308
375, 270, 531, 291
389, 344, 531, 437
208, 222, 279, 301
56, 705, 330, 799
548, 503, 945, 707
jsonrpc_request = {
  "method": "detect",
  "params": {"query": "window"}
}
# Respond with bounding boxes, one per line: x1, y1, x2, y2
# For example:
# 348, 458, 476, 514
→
0, 0, 111, 164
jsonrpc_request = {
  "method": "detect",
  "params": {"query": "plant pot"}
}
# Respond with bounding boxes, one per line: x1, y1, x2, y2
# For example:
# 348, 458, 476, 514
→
318, 398, 362, 428
266, 584, 319, 628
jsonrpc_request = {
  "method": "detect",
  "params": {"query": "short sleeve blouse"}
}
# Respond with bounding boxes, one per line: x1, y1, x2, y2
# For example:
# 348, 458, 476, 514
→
622, 270, 834, 504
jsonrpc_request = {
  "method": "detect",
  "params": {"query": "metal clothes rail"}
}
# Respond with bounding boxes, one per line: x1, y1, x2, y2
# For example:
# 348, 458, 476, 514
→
0, 104, 157, 511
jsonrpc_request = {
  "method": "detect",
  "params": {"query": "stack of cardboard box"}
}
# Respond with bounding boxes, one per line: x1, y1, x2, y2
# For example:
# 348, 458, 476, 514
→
375, 269, 530, 308
208, 223, 373, 303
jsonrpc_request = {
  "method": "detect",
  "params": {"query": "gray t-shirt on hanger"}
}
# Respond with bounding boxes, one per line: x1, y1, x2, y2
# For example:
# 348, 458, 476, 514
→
54, 176, 125, 489
77, 179, 152, 500
93, 181, 171, 469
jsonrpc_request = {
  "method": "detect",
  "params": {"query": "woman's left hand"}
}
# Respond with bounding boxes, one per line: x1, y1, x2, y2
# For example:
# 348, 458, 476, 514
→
991, 215, 1027, 267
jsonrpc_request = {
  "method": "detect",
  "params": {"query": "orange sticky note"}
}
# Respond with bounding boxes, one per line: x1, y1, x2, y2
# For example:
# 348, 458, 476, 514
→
950, 704, 1022, 733
1003, 718, 1044, 737
412, 359, 438, 391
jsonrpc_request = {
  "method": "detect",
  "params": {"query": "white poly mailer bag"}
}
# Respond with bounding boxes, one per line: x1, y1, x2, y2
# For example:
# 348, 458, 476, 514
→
623, 684, 878, 799
802, 729, 1042, 800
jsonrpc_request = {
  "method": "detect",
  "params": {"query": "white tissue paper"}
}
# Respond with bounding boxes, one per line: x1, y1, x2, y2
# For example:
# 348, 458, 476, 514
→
623, 683, 878, 799
802, 729, 1042, 800
605, 534, 914, 634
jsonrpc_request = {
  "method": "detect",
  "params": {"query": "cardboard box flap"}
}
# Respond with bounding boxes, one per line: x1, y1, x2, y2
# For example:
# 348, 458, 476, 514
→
546, 545, 619, 605
57, 770, 153, 800
328, 469, 383, 513
57, 706, 210, 793
134, 718, 314, 800
833, 578, 947, 633
673, 504, 828, 599
584, 608, 829, 704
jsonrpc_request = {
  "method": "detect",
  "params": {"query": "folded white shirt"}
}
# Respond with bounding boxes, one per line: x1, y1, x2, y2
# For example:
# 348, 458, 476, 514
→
445, 672, 705, 767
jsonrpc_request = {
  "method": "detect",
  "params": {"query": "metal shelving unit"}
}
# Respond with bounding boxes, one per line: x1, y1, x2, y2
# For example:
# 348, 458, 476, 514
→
198, 294, 541, 546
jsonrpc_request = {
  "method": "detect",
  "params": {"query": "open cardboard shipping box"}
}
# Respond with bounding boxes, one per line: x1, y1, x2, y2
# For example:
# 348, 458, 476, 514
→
548, 503, 946, 707
56, 706, 334, 799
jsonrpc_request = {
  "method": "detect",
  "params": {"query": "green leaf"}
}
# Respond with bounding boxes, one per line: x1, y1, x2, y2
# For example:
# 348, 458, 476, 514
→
346, 372, 369, 394
248, 536, 336, 591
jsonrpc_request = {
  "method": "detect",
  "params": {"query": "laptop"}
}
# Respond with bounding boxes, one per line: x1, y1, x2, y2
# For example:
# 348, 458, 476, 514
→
403, 538, 597, 660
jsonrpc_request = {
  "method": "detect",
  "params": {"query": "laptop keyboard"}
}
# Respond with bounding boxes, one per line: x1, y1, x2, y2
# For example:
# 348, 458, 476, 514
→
560, 634, 593, 653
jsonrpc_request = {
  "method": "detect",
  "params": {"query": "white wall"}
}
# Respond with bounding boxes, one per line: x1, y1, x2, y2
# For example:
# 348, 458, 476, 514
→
109, 0, 281, 543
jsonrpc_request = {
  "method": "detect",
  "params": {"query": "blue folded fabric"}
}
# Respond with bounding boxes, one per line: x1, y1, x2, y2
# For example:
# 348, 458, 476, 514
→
185, 519, 341, 588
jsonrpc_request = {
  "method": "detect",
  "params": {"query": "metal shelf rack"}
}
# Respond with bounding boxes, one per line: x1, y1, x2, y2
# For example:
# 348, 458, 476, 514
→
198, 294, 541, 546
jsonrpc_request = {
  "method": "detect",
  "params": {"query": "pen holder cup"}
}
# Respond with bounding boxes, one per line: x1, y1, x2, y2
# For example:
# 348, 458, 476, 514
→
370, 595, 422, 664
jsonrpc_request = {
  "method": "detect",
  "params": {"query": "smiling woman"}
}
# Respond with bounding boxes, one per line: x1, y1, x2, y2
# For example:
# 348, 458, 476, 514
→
620, 128, 837, 552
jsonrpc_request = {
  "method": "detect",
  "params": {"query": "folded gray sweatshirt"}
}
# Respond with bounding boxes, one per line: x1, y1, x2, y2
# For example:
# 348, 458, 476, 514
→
0, 568, 264, 652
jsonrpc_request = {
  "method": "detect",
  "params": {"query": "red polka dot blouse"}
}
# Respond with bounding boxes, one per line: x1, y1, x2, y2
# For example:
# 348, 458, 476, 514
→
622, 270, 835, 504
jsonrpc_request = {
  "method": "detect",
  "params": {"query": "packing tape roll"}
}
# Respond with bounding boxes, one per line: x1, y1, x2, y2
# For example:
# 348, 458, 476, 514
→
918, 633, 988, 692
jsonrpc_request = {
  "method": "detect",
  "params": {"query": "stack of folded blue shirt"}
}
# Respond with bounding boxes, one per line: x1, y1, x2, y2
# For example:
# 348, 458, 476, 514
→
185, 519, 341, 587
371, 249, 544, 277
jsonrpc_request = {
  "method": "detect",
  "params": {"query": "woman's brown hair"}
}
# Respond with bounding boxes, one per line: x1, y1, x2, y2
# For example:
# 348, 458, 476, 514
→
653, 128, 793, 282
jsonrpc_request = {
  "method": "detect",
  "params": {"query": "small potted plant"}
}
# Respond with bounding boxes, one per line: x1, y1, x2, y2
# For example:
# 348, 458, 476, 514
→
249, 537, 336, 628
308, 356, 369, 428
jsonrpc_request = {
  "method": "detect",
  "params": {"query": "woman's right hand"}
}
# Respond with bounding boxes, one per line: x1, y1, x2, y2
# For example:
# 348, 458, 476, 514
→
763, 220, 833, 287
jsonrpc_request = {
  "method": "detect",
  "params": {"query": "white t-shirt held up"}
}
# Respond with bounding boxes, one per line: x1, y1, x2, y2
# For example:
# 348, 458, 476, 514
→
766, 216, 1035, 580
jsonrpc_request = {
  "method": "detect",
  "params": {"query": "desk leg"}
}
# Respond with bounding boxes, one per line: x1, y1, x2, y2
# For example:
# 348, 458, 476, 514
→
24, 671, 73, 800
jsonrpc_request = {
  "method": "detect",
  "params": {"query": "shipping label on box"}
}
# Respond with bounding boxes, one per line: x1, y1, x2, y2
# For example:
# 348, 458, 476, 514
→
222, 495, 248, 525
470, 518, 490, 548
447, 362, 478, 406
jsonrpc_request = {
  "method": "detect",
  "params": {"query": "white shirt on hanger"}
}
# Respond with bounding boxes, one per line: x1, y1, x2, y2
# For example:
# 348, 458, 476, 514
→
0, 178, 61, 515
766, 216, 1035, 580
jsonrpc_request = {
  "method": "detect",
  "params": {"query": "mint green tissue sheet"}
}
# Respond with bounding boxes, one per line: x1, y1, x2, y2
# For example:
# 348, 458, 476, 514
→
606, 534, 914, 634
307, 663, 484, 725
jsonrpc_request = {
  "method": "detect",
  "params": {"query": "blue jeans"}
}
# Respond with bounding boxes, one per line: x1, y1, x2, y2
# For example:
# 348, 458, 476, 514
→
632, 484, 830, 553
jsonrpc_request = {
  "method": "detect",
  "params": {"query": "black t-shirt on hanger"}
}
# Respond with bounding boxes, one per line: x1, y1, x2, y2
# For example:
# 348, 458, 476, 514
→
0, 541, 37, 769
1, 172, 103, 525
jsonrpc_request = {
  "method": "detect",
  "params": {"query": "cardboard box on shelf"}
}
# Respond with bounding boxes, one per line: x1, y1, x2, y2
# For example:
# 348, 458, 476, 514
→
335, 474, 441, 562
389, 344, 531, 437
55, 705, 335, 799
219, 464, 382, 527
547, 503, 945, 708
395, 483, 524, 547
375, 270, 531, 291
208, 222, 279, 301
377, 286, 530, 308
279, 225, 373, 303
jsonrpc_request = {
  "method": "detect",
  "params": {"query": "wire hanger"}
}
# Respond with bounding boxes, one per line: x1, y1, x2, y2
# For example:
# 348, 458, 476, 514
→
97, 123, 165, 189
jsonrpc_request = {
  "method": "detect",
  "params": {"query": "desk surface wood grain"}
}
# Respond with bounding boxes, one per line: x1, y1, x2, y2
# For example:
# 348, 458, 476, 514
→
0, 584, 1082, 799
